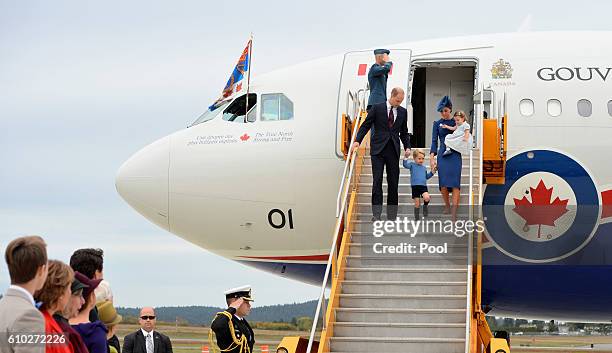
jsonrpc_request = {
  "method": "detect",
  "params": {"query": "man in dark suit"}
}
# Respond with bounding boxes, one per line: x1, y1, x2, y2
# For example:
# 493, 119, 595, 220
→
352, 87, 411, 220
123, 307, 172, 353
210, 286, 255, 353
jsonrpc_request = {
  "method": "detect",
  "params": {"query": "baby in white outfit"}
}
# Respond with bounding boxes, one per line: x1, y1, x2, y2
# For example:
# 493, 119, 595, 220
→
442, 110, 472, 156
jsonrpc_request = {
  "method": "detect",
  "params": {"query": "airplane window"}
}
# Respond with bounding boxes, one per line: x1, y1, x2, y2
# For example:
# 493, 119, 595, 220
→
262, 94, 279, 121
547, 99, 562, 117
222, 93, 257, 123
519, 99, 534, 117
608, 100, 612, 117
190, 100, 230, 126
577, 99, 592, 117
280, 94, 294, 120
261, 93, 294, 121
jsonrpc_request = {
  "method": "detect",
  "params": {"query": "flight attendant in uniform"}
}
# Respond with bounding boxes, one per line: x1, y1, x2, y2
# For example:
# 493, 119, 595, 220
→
430, 96, 462, 220
210, 286, 255, 353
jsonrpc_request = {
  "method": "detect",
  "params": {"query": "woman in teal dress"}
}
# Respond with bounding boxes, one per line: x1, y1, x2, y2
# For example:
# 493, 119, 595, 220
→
430, 96, 462, 219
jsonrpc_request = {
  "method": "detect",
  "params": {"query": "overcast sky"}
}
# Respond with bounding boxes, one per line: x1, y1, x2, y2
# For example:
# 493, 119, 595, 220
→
2, 0, 612, 308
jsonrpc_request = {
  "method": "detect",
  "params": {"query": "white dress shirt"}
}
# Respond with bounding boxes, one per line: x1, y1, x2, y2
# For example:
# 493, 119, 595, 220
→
386, 101, 398, 124
142, 329, 155, 352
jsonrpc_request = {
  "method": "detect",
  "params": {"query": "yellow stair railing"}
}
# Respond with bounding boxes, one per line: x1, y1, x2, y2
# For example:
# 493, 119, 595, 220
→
468, 230, 510, 353
275, 102, 369, 353
317, 132, 367, 353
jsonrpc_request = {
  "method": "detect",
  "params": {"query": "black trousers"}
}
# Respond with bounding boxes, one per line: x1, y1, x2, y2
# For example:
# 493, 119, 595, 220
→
371, 140, 400, 219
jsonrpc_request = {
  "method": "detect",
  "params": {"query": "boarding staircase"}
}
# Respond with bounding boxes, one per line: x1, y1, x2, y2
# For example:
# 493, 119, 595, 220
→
325, 150, 478, 353
278, 87, 511, 353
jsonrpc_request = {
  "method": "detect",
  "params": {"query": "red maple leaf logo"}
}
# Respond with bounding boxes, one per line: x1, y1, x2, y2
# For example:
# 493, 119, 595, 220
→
513, 180, 569, 238
240, 133, 250, 141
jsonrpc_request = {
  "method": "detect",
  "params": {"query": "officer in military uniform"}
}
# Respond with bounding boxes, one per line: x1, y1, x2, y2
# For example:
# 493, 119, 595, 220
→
210, 285, 255, 353
367, 49, 393, 110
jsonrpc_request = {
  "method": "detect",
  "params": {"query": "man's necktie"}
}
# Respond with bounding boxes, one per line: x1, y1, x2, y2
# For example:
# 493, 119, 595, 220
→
388, 107, 394, 128
146, 333, 153, 353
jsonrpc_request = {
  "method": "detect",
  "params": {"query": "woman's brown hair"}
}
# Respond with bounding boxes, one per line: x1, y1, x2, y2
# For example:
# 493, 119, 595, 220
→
34, 260, 74, 311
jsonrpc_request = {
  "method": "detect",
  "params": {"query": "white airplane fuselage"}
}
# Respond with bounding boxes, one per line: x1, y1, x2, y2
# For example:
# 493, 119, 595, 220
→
117, 32, 612, 322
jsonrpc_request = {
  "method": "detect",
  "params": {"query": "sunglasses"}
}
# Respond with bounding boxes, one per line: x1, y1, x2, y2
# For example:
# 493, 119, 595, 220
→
140, 316, 156, 320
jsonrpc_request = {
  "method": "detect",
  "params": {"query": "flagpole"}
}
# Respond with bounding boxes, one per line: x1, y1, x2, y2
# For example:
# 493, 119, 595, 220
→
245, 34, 253, 120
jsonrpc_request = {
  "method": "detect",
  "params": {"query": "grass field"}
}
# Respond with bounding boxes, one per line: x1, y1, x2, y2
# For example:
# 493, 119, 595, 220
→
506, 335, 612, 352
115, 324, 612, 353
115, 323, 318, 353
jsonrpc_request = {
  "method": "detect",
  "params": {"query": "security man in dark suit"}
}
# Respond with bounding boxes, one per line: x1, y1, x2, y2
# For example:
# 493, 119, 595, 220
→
367, 49, 393, 110
210, 286, 255, 353
123, 307, 173, 353
352, 87, 411, 221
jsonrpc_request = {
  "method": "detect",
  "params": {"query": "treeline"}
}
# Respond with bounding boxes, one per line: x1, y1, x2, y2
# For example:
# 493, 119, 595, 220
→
487, 317, 558, 332
487, 317, 612, 334
116, 300, 317, 327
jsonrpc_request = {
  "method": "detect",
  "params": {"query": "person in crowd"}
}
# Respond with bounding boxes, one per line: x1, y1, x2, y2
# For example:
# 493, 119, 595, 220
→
352, 87, 411, 221
94, 280, 113, 304
53, 274, 90, 353
69, 273, 107, 353
403, 149, 437, 219
69, 249, 104, 322
0, 236, 48, 353
367, 49, 393, 110
442, 110, 472, 156
210, 286, 255, 353
96, 301, 122, 353
123, 307, 172, 353
430, 95, 463, 220
34, 260, 74, 353
93, 280, 117, 353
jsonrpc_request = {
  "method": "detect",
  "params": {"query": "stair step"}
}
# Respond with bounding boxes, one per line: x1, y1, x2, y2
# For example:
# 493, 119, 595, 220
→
345, 254, 468, 267
349, 234, 470, 245
341, 280, 467, 295
348, 245, 467, 261
359, 174, 477, 181
330, 336, 465, 353
339, 293, 467, 309
335, 307, 467, 324
333, 321, 466, 338
349, 230, 471, 239
343, 266, 467, 282
349, 220, 474, 234
359, 161, 474, 166
355, 193, 471, 205
352, 208, 474, 217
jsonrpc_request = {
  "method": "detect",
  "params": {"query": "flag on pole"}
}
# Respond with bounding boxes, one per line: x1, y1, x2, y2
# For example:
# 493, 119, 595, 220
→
209, 38, 252, 110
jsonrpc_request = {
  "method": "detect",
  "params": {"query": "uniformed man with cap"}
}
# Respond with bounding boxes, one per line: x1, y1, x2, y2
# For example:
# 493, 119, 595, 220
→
367, 49, 393, 109
210, 285, 255, 353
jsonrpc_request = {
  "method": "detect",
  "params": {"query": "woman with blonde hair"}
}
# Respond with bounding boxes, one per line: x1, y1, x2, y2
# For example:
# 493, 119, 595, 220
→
34, 260, 75, 353
96, 300, 123, 353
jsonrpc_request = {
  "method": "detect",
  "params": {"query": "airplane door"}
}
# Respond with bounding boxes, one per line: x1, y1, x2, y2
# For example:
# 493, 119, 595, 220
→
335, 49, 412, 158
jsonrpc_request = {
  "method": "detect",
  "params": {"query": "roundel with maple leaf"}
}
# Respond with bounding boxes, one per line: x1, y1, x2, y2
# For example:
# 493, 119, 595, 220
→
483, 150, 600, 262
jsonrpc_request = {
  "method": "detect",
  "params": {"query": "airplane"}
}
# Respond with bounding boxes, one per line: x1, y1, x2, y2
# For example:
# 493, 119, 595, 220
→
116, 31, 612, 323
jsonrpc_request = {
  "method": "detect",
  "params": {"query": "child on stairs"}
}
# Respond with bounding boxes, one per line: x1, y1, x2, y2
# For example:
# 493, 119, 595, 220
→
402, 149, 437, 219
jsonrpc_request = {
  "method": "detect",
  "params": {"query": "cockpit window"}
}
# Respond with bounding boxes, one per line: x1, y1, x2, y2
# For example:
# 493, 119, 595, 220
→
222, 93, 257, 123
261, 93, 294, 121
190, 100, 230, 126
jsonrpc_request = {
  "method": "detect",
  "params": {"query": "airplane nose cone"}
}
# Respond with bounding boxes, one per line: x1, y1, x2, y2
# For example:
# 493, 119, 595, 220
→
116, 136, 170, 230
